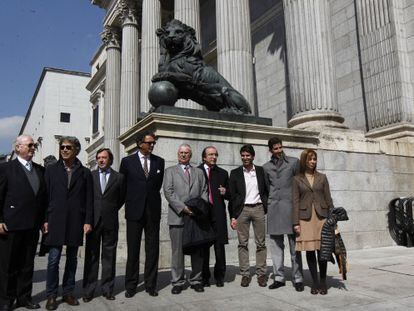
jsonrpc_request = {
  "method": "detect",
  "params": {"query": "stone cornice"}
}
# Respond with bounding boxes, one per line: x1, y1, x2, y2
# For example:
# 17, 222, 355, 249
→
86, 62, 106, 91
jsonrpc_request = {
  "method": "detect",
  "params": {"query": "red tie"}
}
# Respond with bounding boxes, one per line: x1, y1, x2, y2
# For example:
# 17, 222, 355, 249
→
184, 165, 190, 183
208, 167, 213, 204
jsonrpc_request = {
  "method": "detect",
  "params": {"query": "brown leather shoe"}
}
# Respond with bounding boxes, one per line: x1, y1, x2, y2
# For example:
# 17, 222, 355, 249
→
62, 294, 79, 306
257, 275, 267, 287
45, 297, 58, 311
240, 275, 251, 287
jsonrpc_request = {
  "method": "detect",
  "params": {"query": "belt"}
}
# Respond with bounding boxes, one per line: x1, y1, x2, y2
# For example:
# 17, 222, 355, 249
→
244, 203, 262, 207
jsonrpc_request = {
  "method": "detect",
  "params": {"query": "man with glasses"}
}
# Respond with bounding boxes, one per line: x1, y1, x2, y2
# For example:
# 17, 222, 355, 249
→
0, 135, 47, 310
43, 137, 93, 310
119, 131, 165, 297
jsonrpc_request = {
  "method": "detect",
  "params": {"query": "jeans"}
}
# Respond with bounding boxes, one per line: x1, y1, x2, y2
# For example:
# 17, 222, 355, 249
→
46, 246, 78, 298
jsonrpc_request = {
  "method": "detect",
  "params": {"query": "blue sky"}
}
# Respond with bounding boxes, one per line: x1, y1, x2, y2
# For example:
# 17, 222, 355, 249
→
0, 0, 105, 154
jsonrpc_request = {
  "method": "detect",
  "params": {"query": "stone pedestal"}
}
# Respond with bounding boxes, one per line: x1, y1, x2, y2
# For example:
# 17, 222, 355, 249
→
115, 113, 414, 267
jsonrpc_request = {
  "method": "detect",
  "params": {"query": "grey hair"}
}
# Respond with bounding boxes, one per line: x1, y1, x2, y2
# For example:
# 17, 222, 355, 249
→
14, 134, 33, 153
178, 143, 192, 152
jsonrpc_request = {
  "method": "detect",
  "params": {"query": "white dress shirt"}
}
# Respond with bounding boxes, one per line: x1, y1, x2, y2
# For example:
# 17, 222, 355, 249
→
138, 151, 150, 172
243, 165, 262, 205
17, 156, 32, 171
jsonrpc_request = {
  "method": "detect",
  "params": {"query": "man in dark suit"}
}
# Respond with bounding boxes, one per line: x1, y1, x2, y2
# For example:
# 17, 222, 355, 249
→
164, 144, 208, 295
82, 148, 125, 302
229, 144, 268, 288
43, 137, 93, 310
0, 135, 47, 311
198, 146, 230, 287
119, 131, 165, 298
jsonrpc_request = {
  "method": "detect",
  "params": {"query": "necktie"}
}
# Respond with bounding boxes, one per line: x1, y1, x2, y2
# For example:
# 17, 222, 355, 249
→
26, 162, 32, 172
184, 165, 190, 183
143, 156, 149, 178
208, 167, 213, 204
100, 171, 107, 193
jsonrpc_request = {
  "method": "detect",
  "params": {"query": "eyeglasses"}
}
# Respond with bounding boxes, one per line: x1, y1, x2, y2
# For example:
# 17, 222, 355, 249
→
60, 145, 73, 151
142, 141, 156, 146
20, 143, 37, 149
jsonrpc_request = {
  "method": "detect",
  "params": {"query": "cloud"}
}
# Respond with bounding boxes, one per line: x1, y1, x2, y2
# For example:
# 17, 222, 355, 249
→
0, 115, 24, 154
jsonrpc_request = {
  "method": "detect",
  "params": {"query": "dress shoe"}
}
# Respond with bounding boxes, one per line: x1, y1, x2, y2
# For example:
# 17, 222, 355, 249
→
202, 279, 210, 287
294, 282, 304, 292
268, 281, 285, 289
124, 289, 136, 298
310, 286, 319, 295
45, 297, 58, 311
0, 304, 11, 311
145, 288, 158, 297
171, 285, 182, 295
102, 293, 115, 300
190, 284, 204, 292
16, 300, 41, 309
82, 296, 93, 303
62, 294, 79, 306
257, 275, 268, 287
319, 285, 328, 295
240, 275, 251, 287
216, 279, 224, 287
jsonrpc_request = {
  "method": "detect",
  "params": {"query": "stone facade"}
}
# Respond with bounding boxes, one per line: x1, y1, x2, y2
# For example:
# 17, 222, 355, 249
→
89, 0, 414, 265
19, 68, 91, 165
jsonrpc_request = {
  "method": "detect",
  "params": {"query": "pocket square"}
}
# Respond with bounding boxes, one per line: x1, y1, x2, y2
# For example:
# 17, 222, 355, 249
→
157, 170, 161, 173
10, 205, 15, 209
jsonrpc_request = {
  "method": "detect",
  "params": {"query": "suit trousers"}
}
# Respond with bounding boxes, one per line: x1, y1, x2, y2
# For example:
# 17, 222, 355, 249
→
83, 220, 118, 296
125, 207, 160, 291
269, 234, 303, 283
0, 229, 39, 305
202, 229, 226, 282
236, 205, 267, 276
169, 225, 203, 286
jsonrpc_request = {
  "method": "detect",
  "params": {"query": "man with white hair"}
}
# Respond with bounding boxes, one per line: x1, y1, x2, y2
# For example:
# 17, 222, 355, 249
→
0, 135, 47, 310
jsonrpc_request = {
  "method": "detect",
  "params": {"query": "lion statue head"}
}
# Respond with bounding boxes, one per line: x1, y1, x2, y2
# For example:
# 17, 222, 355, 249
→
156, 19, 203, 67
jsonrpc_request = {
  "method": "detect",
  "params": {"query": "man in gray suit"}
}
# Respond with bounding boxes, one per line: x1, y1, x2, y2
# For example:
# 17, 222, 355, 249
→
163, 144, 208, 295
263, 137, 304, 291
82, 148, 125, 302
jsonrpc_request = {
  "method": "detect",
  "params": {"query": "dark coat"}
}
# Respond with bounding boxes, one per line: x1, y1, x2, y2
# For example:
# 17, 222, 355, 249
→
228, 165, 268, 219
44, 159, 93, 246
91, 168, 125, 230
320, 207, 349, 261
197, 164, 230, 244
292, 171, 334, 225
119, 153, 165, 221
0, 159, 47, 231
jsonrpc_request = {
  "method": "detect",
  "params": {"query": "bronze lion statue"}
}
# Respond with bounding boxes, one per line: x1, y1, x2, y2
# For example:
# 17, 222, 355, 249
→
149, 19, 252, 115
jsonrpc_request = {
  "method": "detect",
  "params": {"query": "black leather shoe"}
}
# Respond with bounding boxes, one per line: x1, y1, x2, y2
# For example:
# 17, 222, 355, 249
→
268, 281, 285, 289
145, 288, 158, 297
62, 294, 79, 306
216, 279, 224, 287
82, 296, 93, 303
0, 305, 11, 311
190, 284, 204, 293
202, 279, 210, 287
16, 300, 41, 309
103, 293, 115, 300
125, 289, 136, 298
294, 282, 304, 292
171, 286, 182, 295
45, 297, 58, 311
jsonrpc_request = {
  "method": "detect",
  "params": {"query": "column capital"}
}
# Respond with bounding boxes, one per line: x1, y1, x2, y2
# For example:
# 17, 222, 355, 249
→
101, 26, 121, 49
117, 0, 140, 26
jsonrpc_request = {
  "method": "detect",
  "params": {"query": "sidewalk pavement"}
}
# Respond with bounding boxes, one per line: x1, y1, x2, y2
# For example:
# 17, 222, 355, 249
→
26, 246, 414, 311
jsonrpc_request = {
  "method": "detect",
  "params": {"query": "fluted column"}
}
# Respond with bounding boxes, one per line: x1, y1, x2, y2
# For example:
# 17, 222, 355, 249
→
216, 0, 255, 112
102, 26, 121, 168
174, 0, 201, 110
140, 0, 161, 113
119, 0, 140, 134
283, 0, 344, 128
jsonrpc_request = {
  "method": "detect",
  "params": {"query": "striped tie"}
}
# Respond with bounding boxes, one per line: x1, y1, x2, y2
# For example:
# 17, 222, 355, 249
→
143, 156, 149, 178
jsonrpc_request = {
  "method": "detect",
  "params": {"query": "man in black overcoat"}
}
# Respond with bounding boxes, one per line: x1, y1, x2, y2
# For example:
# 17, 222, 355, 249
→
43, 137, 93, 310
0, 135, 47, 311
198, 146, 230, 287
82, 148, 125, 302
119, 131, 165, 297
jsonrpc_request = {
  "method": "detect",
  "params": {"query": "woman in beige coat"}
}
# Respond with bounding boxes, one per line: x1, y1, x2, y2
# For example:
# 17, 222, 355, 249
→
292, 149, 334, 295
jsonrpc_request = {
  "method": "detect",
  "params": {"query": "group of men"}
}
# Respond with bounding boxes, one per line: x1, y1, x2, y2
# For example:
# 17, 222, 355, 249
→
0, 132, 304, 311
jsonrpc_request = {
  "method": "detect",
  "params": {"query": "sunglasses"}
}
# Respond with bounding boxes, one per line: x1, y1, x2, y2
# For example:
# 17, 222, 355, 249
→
24, 143, 37, 148
60, 145, 73, 151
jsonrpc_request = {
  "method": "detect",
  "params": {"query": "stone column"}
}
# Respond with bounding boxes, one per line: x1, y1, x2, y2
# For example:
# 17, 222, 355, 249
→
101, 26, 121, 169
140, 0, 161, 113
174, 0, 201, 110
216, 0, 255, 112
118, 0, 140, 134
283, 0, 344, 129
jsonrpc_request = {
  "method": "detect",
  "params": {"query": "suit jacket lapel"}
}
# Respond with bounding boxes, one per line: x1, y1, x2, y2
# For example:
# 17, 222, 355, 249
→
147, 155, 157, 179
176, 164, 189, 185
92, 170, 102, 194
104, 169, 116, 194
298, 174, 313, 190
238, 166, 246, 198
68, 161, 83, 190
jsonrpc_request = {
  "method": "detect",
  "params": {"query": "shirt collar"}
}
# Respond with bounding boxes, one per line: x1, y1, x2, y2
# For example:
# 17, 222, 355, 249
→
271, 152, 287, 163
243, 165, 256, 173
17, 156, 30, 167
99, 167, 111, 174
138, 151, 149, 159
